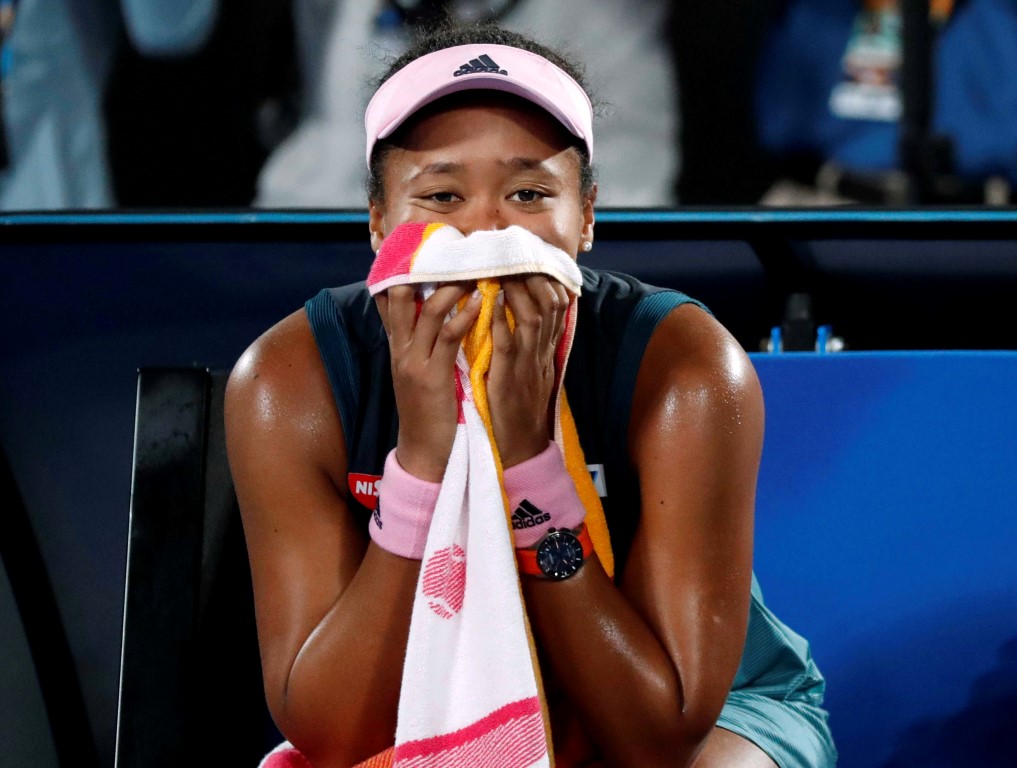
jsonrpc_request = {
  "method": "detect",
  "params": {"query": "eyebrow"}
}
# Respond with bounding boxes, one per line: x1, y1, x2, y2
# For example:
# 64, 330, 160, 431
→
409, 161, 465, 181
408, 157, 554, 182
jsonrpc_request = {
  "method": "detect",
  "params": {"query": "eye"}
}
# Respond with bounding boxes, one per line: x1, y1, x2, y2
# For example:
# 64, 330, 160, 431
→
428, 191, 461, 204
509, 189, 546, 204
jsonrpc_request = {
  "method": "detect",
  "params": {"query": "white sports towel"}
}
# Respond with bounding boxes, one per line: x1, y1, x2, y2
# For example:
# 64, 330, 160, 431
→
367, 223, 600, 768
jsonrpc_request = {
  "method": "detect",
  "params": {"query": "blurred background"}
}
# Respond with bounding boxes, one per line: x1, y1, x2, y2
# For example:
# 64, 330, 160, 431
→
3, 0, 1016, 211
3, 2, 1017, 767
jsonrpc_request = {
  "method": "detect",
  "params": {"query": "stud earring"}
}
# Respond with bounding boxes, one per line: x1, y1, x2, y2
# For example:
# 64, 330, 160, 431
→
582, 241, 593, 252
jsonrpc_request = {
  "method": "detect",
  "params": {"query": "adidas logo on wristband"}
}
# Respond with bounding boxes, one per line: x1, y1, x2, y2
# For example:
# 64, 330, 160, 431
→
512, 499, 551, 530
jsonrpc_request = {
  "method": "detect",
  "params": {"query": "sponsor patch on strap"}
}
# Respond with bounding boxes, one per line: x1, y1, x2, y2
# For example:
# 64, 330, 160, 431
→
348, 473, 383, 510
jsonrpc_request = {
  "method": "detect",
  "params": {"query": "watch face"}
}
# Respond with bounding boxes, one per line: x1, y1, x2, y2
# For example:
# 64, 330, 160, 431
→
536, 529, 584, 580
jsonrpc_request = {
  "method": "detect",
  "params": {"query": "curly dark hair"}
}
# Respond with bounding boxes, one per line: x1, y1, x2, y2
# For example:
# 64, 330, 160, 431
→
367, 20, 596, 203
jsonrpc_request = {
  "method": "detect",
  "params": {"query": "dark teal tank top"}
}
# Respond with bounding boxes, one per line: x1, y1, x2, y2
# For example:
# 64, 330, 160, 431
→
304, 266, 836, 767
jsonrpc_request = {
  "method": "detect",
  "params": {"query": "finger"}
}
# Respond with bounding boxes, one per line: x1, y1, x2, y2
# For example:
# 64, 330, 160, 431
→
525, 274, 562, 353
430, 288, 483, 369
491, 288, 513, 357
409, 283, 470, 358
503, 279, 542, 358
386, 285, 418, 347
549, 280, 570, 350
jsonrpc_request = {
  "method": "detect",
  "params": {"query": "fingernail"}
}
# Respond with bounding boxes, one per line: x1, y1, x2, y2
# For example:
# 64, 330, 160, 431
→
471, 289, 481, 300
496, 290, 505, 306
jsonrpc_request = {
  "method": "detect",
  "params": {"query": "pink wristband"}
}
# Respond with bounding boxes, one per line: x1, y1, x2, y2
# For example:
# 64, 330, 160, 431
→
370, 450, 441, 559
503, 443, 587, 549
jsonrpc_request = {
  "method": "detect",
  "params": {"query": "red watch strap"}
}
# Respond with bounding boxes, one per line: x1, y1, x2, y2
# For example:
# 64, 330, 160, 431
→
516, 524, 594, 576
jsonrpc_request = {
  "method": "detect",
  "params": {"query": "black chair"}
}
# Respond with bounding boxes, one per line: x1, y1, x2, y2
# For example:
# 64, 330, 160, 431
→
116, 368, 280, 768
1, 450, 99, 768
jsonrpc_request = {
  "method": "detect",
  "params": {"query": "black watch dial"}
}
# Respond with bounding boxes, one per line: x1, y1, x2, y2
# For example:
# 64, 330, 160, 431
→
536, 528, 584, 580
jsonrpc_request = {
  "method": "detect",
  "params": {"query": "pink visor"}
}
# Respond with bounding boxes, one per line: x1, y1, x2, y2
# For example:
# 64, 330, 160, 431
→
364, 43, 594, 167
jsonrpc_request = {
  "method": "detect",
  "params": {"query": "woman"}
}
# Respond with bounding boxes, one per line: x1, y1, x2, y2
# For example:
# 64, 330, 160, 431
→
226, 21, 836, 768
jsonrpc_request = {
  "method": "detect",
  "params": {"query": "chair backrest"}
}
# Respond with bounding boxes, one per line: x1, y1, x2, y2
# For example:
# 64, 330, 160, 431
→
116, 368, 279, 768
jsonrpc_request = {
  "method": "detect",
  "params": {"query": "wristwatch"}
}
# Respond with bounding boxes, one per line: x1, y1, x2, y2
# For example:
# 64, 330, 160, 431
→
516, 522, 593, 580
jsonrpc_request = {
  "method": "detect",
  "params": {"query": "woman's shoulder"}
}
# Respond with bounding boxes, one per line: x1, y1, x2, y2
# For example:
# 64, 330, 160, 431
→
577, 265, 736, 379
631, 300, 763, 458
574, 266, 716, 402
578, 266, 708, 333
228, 309, 323, 407
233, 284, 382, 410
307, 282, 381, 328
225, 308, 347, 484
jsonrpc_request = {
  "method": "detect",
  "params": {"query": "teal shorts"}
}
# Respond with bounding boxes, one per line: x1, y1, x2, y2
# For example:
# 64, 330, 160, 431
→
718, 693, 836, 768
715, 576, 838, 768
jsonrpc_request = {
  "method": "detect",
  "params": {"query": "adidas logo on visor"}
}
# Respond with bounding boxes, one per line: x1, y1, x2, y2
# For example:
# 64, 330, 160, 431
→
512, 499, 551, 530
453, 54, 508, 77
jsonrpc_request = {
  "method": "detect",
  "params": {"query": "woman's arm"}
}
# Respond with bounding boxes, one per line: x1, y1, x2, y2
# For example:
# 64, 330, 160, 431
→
225, 282, 482, 767
503, 298, 763, 766
225, 309, 414, 766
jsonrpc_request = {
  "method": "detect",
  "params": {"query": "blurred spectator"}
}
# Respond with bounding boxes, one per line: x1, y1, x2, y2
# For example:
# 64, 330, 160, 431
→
26, 1, 1014, 210
256, 0, 680, 208
104, 0, 298, 207
0, 0, 219, 210
668, 0, 779, 204
756, 0, 1017, 204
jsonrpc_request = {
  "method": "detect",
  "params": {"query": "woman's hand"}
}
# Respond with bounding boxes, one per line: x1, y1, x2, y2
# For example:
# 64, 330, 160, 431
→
489, 275, 571, 468
376, 283, 483, 481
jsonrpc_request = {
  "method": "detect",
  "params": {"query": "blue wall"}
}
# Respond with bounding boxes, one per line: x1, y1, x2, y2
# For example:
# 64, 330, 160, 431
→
753, 352, 1017, 767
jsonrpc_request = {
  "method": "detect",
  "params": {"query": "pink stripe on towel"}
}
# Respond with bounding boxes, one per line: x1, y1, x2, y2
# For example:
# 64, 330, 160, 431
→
260, 746, 314, 768
393, 697, 546, 768
366, 221, 431, 287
